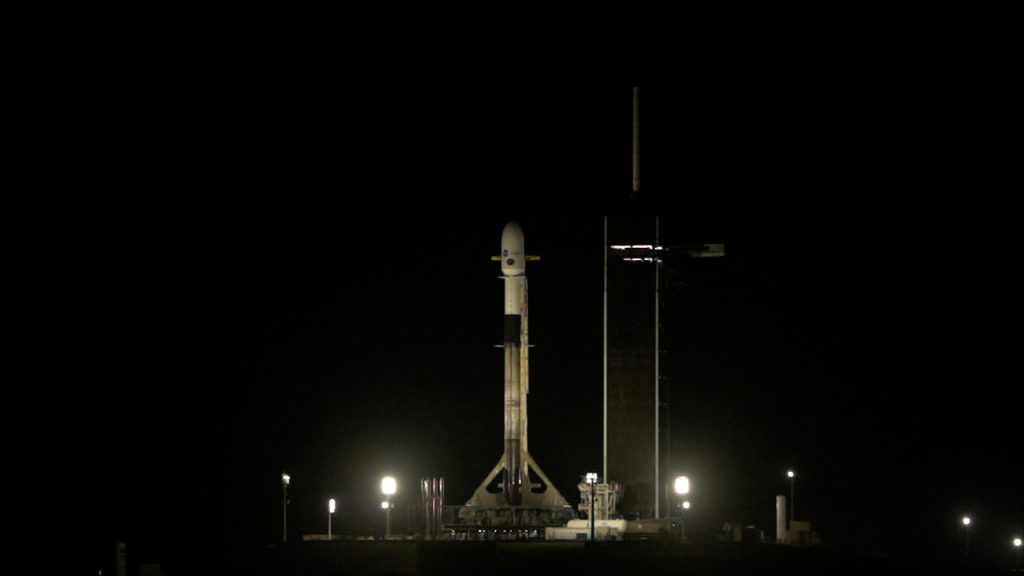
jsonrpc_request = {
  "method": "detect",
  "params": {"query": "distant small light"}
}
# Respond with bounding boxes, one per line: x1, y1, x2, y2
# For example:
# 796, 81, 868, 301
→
962, 516, 971, 526
381, 476, 397, 495
282, 473, 291, 487
683, 501, 691, 510
585, 472, 598, 484
674, 476, 690, 495
1013, 537, 1021, 547
787, 470, 795, 478
329, 498, 336, 514
381, 501, 390, 509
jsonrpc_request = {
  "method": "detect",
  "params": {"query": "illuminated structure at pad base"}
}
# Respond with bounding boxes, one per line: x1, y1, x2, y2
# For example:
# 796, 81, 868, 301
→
545, 479, 627, 541
457, 222, 574, 531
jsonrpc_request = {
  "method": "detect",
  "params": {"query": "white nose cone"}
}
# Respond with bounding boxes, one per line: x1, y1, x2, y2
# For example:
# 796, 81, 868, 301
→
500, 222, 526, 276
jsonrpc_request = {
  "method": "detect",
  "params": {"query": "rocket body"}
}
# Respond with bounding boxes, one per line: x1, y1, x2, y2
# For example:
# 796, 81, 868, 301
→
463, 221, 570, 517
501, 222, 526, 505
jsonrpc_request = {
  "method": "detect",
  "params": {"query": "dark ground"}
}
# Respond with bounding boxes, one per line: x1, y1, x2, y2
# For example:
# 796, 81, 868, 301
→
226, 540, 1016, 576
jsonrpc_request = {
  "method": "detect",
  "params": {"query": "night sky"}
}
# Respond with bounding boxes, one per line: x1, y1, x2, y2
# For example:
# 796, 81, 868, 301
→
16, 4, 1021, 573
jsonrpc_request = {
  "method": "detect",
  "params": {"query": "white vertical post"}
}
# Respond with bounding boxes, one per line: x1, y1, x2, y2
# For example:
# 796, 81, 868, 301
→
282, 472, 290, 543
776, 495, 787, 544
603, 216, 608, 485
787, 471, 795, 529
633, 87, 640, 194
654, 215, 660, 518
328, 498, 335, 540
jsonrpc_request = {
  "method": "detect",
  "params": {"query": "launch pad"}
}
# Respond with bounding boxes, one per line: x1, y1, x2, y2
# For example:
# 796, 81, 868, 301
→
458, 451, 575, 528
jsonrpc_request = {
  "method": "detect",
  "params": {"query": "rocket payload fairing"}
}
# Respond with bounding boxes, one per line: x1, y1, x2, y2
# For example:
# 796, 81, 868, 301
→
464, 222, 569, 514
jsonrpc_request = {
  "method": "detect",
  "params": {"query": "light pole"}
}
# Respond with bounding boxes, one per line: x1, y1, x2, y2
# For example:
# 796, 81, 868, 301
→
962, 516, 971, 560
1013, 537, 1022, 570
381, 501, 394, 538
281, 472, 290, 543
381, 476, 396, 539
786, 470, 795, 530
674, 476, 690, 542
585, 473, 598, 542
328, 498, 336, 540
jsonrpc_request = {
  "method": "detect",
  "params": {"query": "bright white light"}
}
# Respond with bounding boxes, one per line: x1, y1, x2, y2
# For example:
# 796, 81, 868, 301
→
585, 473, 598, 484
682, 501, 691, 510
1014, 537, 1022, 547
674, 476, 690, 495
381, 501, 390, 509
329, 498, 336, 514
962, 516, 971, 526
282, 473, 290, 487
787, 470, 795, 479
611, 244, 654, 250
381, 476, 396, 495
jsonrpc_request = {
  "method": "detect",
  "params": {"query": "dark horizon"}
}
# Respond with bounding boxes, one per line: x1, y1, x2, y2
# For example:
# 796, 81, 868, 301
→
15, 5, 1021, 573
